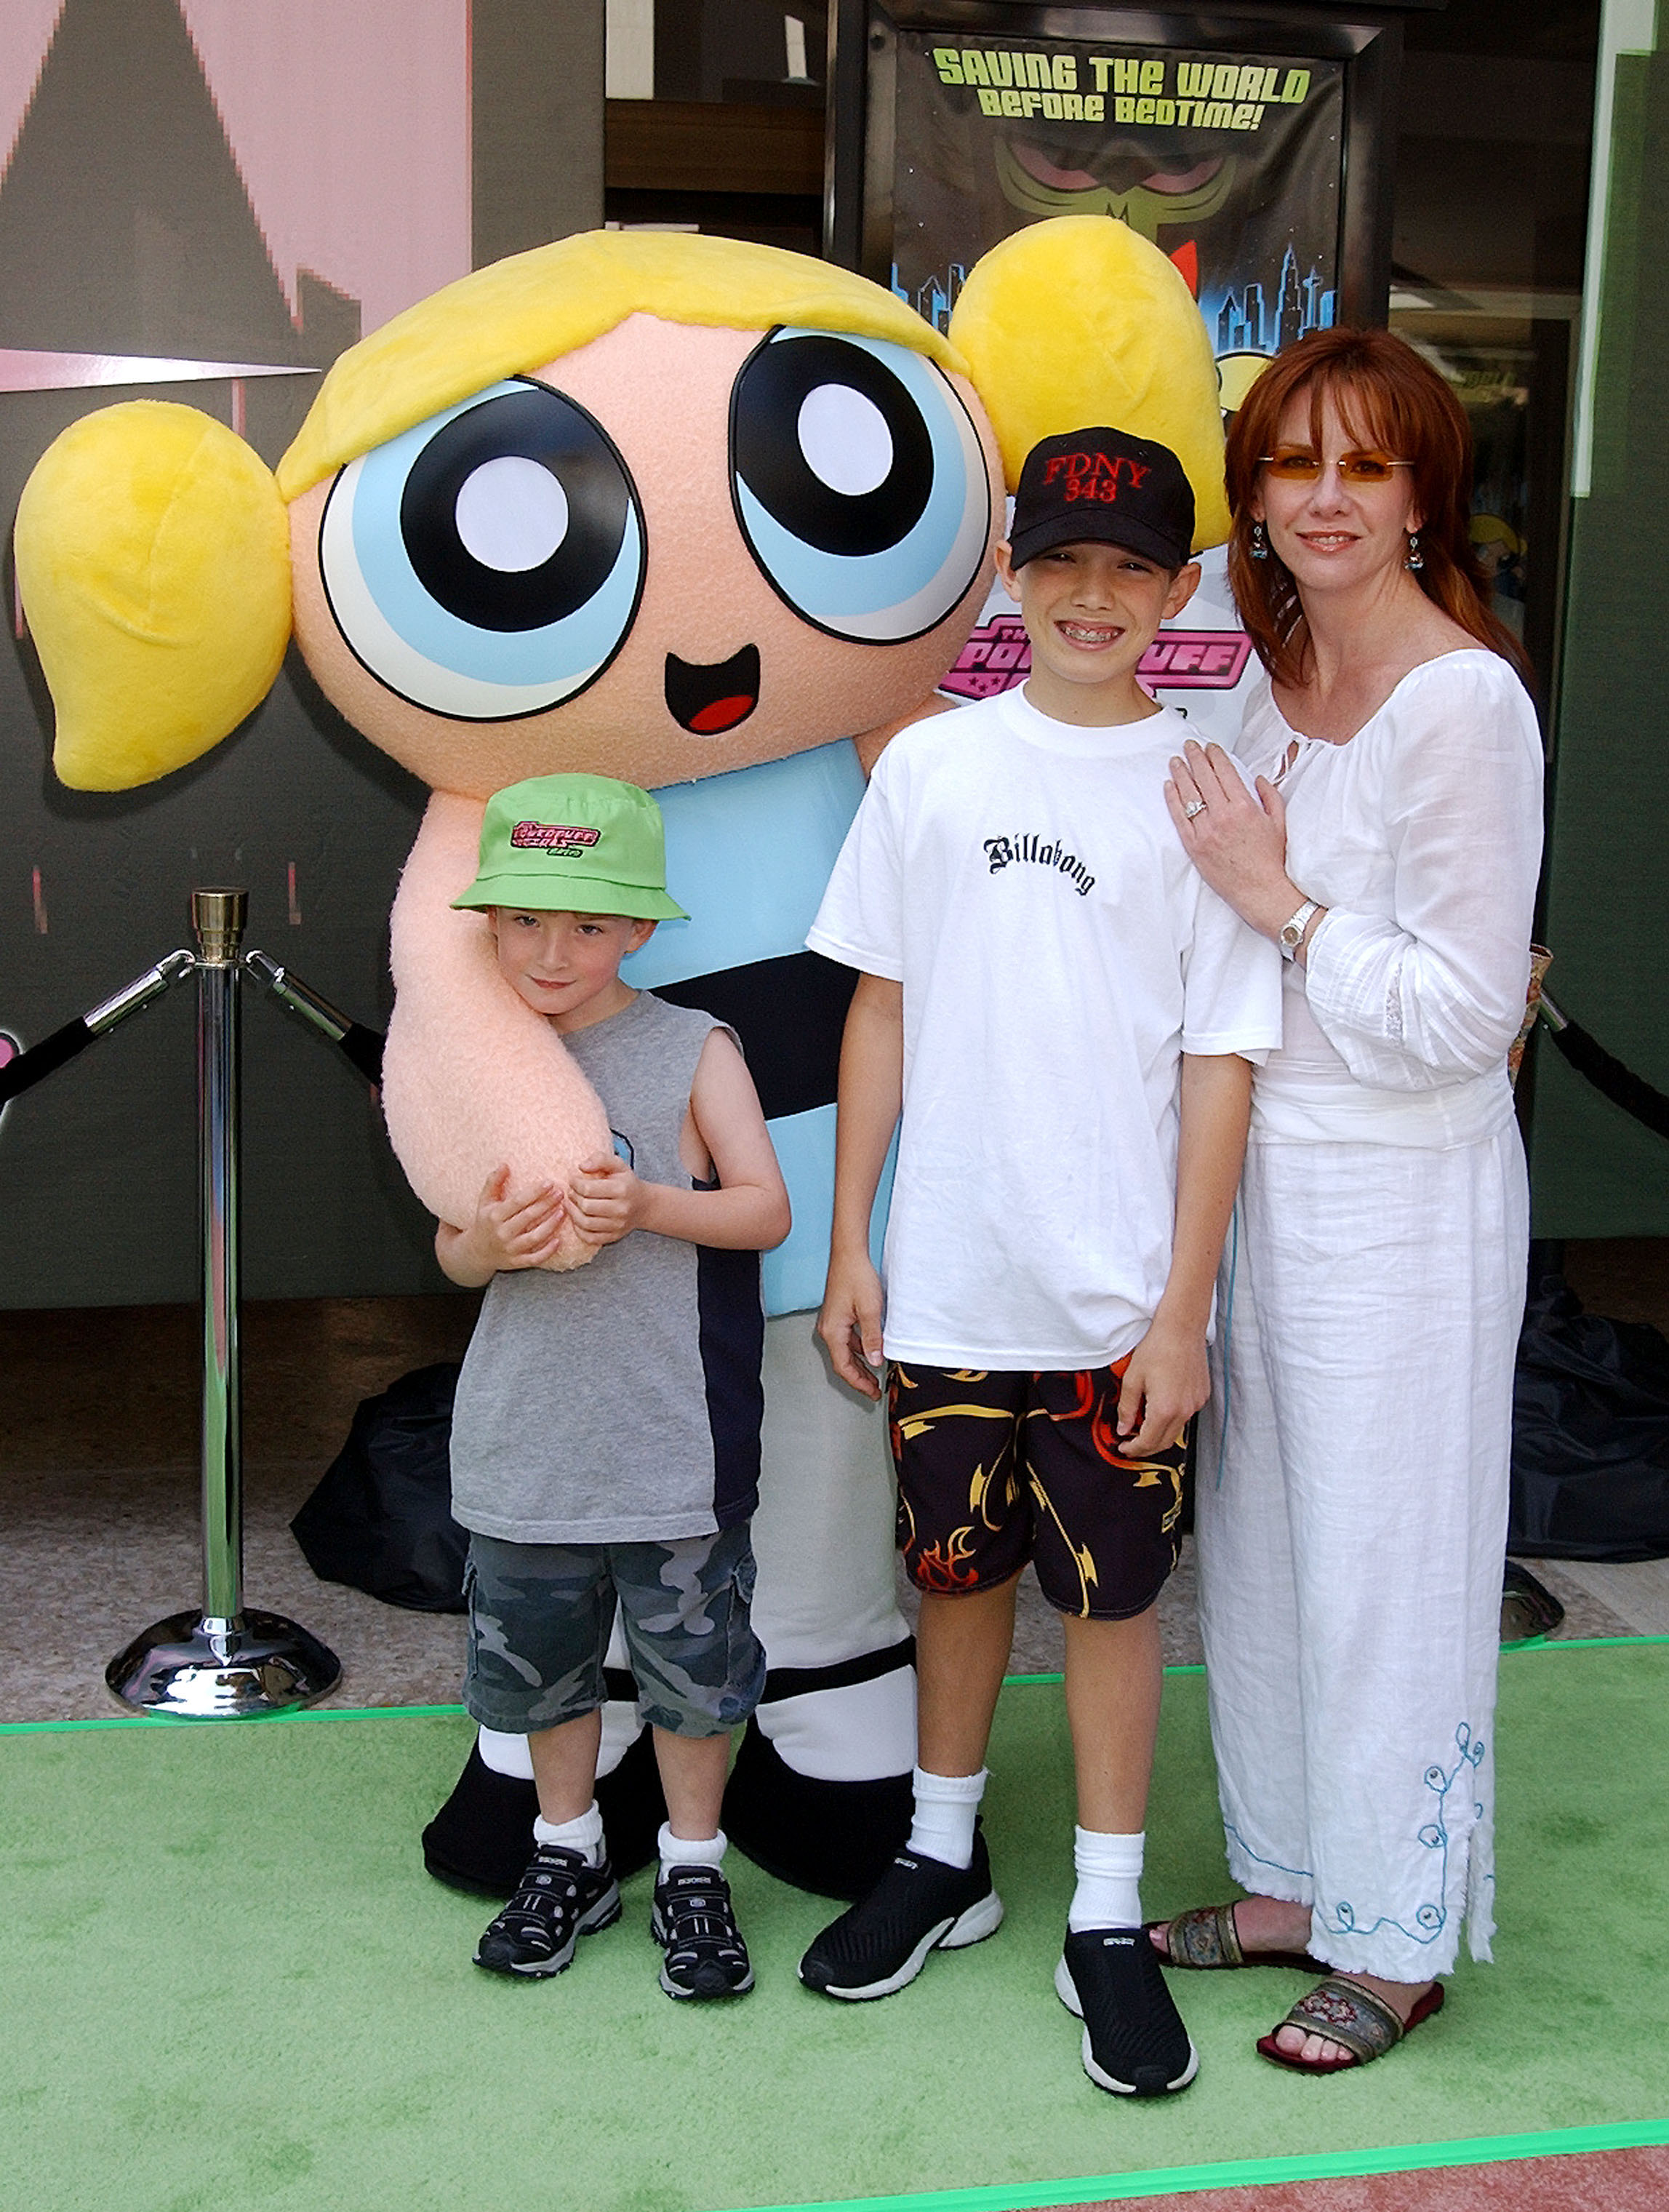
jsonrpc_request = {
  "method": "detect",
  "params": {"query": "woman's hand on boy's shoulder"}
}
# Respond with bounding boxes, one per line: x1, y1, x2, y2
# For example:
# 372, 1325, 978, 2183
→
1166, 738, 1294, 935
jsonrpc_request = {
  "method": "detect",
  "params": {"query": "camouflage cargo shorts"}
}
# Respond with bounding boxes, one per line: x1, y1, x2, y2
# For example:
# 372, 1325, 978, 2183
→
462, 1522, 765, 1738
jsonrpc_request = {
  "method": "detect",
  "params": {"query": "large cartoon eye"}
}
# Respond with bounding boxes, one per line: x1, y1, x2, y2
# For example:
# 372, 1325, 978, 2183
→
318, 379, 644, 720
729, 330, 989, 643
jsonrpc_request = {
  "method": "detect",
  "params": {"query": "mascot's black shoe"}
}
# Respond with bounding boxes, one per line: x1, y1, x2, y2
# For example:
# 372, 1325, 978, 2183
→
473, 1844, 621, 1978
1055, 1928, 1200, 2095
425, 1732, 667, 1896
723, 1714, 913, 1901
652, 1864, 754, 1998
424, 1744, 543, 1898
798, 1824, 1004, 2000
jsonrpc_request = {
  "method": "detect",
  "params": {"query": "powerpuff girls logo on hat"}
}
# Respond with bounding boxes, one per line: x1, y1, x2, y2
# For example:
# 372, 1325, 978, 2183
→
509, 822, 601, 853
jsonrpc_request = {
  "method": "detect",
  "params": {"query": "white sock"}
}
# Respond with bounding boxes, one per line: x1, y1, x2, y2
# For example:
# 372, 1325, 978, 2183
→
532, 1801, 605, 1866
1068, 1826, 1145, 1932
907, 1767, 987, 1870
658, 1821, 727, 1880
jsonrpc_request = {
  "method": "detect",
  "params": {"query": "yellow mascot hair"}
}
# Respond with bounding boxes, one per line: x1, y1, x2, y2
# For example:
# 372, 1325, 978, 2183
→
15, 401, 290, 791
948, 215, 1231, 550
16, 221, 1230, 793
276, 230, 961, 502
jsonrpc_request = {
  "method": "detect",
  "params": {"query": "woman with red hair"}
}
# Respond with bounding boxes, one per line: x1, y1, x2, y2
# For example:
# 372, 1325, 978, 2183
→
1155, 329, 1542, 2072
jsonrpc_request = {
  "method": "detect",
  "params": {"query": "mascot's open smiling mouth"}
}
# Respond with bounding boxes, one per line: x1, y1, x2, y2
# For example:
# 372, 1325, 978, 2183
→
665, 642, 761, 735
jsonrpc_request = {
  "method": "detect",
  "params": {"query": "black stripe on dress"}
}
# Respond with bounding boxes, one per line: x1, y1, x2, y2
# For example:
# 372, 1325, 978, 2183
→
694, 1206, 766, 1529
653, 951, 857, 1122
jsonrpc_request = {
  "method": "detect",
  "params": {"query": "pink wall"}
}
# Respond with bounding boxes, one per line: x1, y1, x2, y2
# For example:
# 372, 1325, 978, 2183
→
180, 0, 471, 332
0, 4, 66, 176
0, 1, 472, 340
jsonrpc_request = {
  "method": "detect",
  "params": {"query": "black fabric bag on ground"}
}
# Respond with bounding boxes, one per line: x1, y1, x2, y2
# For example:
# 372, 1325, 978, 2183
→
1510, 1266, 1669, 1562
292, 1362, 468, 1610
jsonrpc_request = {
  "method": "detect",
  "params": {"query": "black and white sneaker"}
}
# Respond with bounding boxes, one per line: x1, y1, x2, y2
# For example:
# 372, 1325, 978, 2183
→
1056, 1927, 1199, 2095
652, 1863, 754, 1998
473, 1843, 621, 1978
798, 1824, 1004, 2000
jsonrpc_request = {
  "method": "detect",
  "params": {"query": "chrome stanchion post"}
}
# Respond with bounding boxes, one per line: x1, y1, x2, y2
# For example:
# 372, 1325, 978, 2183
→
197, 888, 244, 1632
105, 889, 341, 1717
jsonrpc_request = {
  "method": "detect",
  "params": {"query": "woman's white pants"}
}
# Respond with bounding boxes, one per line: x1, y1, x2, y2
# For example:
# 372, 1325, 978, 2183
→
1196, 1125, 1529, 1981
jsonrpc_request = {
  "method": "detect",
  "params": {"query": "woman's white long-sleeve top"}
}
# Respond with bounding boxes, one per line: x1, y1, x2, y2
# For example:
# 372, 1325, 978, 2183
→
1236, 647, 1544, 1147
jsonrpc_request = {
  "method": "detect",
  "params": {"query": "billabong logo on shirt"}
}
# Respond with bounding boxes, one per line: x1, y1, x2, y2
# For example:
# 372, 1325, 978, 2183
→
983, 834, 1096, 896
510, 820, 601, 853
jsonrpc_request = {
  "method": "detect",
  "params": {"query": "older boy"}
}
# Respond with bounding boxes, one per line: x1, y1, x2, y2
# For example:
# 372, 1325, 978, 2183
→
799, 431, 1282, 2093
437, 772, 790, 1998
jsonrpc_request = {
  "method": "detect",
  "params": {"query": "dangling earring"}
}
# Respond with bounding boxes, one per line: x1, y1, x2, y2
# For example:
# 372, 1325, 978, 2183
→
1250, 520, 1270, 561
1406, 531, 1424, 571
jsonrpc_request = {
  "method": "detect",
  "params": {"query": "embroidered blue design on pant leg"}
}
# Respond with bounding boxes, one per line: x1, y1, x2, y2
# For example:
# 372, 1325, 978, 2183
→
1222, 1825, 1313, 1887
1316, 1722, 1486, 1948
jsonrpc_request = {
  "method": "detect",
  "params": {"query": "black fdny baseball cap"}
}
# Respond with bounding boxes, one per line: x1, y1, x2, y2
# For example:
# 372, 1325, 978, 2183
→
1007, 427, 1196, 572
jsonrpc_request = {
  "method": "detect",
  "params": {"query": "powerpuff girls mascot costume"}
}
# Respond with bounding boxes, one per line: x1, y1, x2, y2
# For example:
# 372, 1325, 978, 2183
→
17, 217, 1229, 1898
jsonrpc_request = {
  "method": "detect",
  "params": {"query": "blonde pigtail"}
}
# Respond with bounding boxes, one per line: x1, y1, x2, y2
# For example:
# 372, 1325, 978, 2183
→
949, 215, 1232, 551
15, 399, 291, 791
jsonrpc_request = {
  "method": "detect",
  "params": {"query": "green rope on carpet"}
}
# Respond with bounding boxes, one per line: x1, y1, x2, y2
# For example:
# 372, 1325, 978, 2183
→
743, 2118, 1669, 2212
0, 1699, 471, 1734
4, 1634, 1659, 1736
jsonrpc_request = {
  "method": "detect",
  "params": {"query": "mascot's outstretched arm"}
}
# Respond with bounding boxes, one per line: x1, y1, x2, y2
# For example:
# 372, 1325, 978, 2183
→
15, 217, 1228, 1901
381, 792, 611, 1243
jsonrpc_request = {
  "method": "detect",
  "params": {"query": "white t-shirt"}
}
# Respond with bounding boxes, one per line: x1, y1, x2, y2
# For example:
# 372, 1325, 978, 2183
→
807, 686, 1284, 1369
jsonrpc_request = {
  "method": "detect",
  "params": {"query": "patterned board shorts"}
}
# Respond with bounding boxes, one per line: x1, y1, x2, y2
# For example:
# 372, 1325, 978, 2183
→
462, 1522, 766, 1739
889, 1359, 1188, 1620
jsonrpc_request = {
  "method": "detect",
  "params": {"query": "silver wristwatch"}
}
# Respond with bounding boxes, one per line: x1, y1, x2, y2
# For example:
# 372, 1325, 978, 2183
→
1278, 898, 1320, 959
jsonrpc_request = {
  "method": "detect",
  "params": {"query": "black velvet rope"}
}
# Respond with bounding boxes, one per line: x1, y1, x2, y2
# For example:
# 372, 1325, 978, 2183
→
339, 1023, 386, 1088
1545, 1013, 1669, 1142
0, 1009, 385, 1105
0, 1017, 97, 1105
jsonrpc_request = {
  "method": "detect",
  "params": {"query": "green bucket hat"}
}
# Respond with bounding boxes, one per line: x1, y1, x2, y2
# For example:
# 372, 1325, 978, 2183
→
452, 773, 688, 920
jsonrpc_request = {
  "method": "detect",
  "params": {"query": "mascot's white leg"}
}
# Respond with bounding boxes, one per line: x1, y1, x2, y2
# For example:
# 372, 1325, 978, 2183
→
476, 1728, 534, 1781
423, 1318, 915, 1901
476, 1646, 642, 1784
719, 1316, 916, 1895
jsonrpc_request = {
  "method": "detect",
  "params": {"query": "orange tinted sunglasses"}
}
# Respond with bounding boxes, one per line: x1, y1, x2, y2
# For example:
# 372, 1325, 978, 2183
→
1259, 448, 1413, 486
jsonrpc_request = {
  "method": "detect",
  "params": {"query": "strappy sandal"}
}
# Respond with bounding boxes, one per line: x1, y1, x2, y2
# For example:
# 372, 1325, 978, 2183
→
1257, 1975, 1444, 2073
1148, 1901, 1325, 1973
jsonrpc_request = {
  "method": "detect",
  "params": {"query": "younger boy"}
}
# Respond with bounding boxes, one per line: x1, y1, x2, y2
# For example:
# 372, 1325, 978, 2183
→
799, 431, 1282, 2091
437, 772, 791, 1999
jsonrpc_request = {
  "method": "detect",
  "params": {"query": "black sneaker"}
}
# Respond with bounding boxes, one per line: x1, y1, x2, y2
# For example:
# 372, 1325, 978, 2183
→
473, 1843, 621, 1978
652, 1863, 754, 1998
1056, 1927, 1200, 2095
799, 1824, 1004, 2000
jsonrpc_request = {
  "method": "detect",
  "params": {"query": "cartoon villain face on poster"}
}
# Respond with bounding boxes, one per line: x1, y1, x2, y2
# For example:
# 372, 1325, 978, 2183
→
16, 217, 1228, 1896
889, 28, 1343, 748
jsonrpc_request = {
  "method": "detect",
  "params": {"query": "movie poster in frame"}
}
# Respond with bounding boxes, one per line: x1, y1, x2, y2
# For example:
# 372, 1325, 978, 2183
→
828, 1, 1403, 743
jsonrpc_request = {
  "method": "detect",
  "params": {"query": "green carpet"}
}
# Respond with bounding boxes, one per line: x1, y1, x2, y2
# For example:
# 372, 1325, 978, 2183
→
2, 1642, 1665, 2212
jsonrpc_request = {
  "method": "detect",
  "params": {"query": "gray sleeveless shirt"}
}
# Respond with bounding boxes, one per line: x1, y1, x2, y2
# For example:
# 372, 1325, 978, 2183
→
449, 992, 764, 1545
